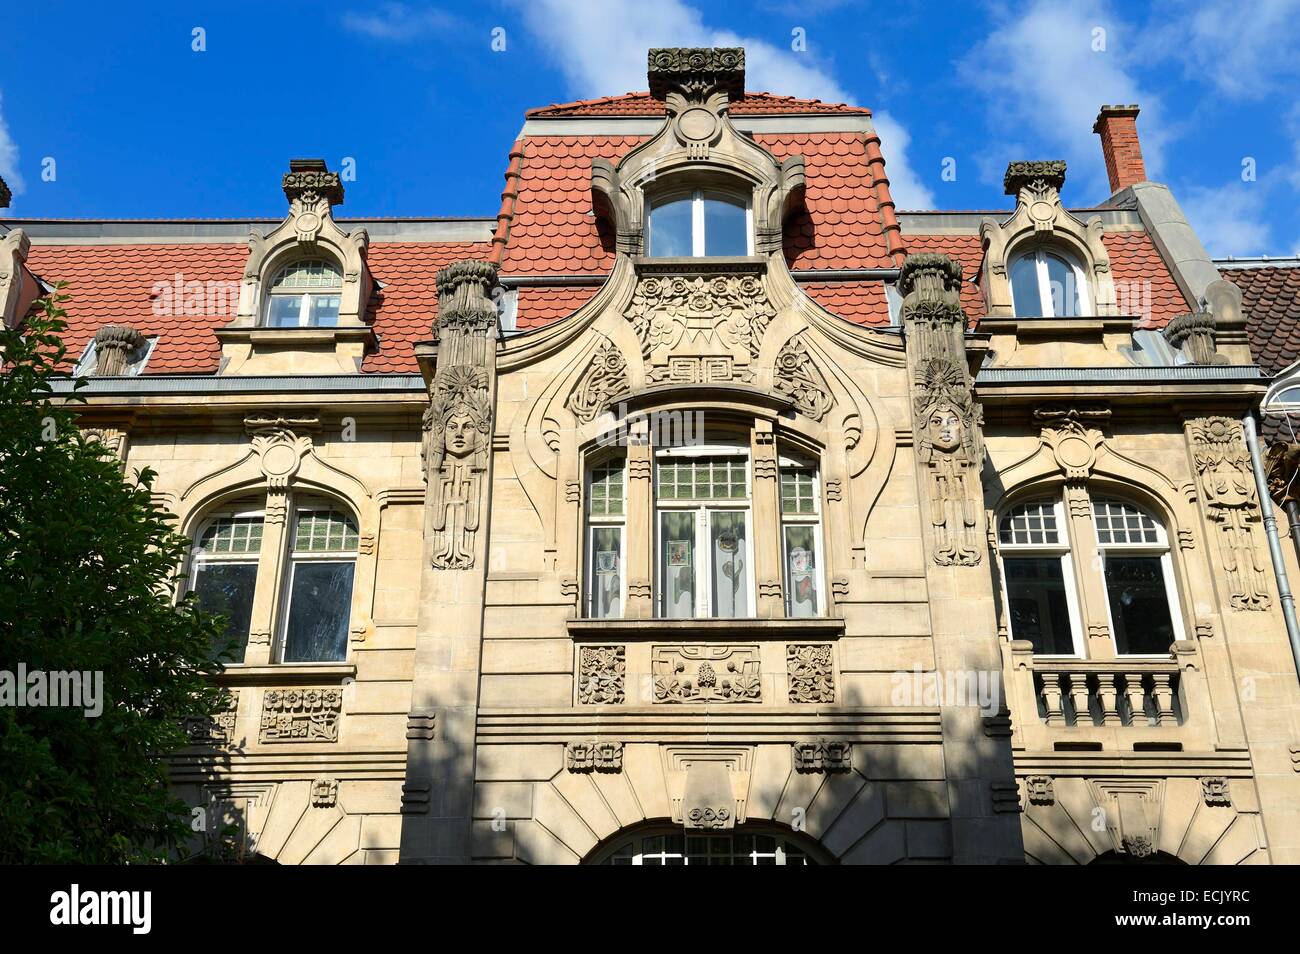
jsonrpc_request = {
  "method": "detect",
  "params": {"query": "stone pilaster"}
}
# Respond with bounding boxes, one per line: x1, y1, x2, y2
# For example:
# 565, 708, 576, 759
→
900, 253, 1024, 863
401, 260, 499, 864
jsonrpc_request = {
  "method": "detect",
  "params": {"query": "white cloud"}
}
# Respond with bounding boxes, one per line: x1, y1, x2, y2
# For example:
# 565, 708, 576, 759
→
1179, 181, 1272, 257
341, 4, 461, 42
0, 92, 22, 212
511, 0, 935, 207
960, 0, 1165, 200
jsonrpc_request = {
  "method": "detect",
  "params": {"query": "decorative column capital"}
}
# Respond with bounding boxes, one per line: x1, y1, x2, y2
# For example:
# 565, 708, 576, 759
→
647, 47, 745, 101
92, 323, 146, 375
1163, 310, 1227, 365
281, 158, 344, 206
435, 260, 499, 336
1003, 160, 1067, 196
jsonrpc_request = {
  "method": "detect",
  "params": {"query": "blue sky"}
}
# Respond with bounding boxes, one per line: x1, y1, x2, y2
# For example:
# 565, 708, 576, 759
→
2, 0, 1298, 257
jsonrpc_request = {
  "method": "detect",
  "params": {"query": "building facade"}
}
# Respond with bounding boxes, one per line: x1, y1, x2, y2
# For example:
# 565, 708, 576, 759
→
3, 48, 1298, 865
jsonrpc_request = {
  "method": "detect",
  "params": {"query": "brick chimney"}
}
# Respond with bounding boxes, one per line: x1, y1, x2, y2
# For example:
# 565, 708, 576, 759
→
1093, 105, 1147, 194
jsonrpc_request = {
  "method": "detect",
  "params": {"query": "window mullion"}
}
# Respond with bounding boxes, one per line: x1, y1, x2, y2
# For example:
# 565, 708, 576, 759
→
240, 493, 289, 665
692, 190, 705, 257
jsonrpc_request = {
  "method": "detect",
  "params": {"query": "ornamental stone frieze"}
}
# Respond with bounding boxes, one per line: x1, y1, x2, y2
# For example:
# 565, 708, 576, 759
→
652, 645, 762, 703
792, 740, 852, 773
259, 688, 342, 743
1188, 417, 1271, 611
624, 270, 775, 386
566, 339, 629, 424
786, 643, 835, 703
565, 741, 624, 773
423, 261, 498, 570
900, 253, 985, 566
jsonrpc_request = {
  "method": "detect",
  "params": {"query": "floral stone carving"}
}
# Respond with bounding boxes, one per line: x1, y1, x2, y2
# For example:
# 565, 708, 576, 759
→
566, 340, 629, 424
773, 336, 832, 420
566, 741, 624, 773
1189, 417, 1271, 610
259, 688, 342, 743
577, 645, 626, 705
652, 645, 762, 703
183, 690, 239, 745
786, 643, 835, 703
792, 740, 852, 773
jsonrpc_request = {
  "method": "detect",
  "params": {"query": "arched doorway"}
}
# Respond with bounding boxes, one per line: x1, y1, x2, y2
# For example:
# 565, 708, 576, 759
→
584, 822, 834, 865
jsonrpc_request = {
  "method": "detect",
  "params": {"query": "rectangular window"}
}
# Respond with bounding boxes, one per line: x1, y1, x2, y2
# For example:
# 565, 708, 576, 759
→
780, 464, 823, 617
1104, 556, 1176, 655
660, 510, 697, 618
710, 511, 748, 617
1004, 556, 1075, 655
282, 561, 354, 662
586, 460, 625, 618
192, 563, 258, 664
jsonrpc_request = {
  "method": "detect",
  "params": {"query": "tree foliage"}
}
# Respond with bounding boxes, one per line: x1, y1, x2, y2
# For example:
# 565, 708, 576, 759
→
0, 290, 228, 863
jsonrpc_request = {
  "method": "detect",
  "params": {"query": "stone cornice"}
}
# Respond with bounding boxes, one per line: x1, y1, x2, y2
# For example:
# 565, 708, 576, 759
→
1003, 160, 1067, 196
647, 47, 745, 100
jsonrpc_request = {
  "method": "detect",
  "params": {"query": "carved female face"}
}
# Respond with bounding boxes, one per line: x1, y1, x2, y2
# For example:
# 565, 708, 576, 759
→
444, 412, 477, 458
928, 408, 962, 451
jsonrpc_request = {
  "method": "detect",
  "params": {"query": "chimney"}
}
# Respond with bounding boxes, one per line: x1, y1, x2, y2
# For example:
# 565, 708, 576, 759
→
1093, 105, 1146, 194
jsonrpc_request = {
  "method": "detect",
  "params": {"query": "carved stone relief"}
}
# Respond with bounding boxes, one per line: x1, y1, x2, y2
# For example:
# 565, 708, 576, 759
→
259, 688, 342, 743
1025, 775, 1055, 805
1090, 779, 1162, 859
423, 261, 498, 570
1034, 405, 1110, 481
310, 778, 339, 808
900, 254, 985, 566
566, 340, 629, 424
1189, 417, 1271, 611
792, 740, 852, 773
786, 643, 835, 703
652, 645, 762, 703
662, 744, 752, 830
566, 741, 624, 773
184, 690, 239, 745
1202, 777, 1232, 807
773, 336, 833, 420
577, 645, 626, 705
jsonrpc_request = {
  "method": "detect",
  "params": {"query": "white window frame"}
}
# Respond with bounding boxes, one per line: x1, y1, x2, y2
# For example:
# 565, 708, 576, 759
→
1092, 499, 1185, 656
262, 260, 343, 328
647, 189, 754, 257
996, 497, 1084, 657
1010, 247, 1091, 318
779, 454, 826, 618
654, 442, 755, 619
585, 457, 627, 619
276, 505, 359, 664
189, 506, 266, 661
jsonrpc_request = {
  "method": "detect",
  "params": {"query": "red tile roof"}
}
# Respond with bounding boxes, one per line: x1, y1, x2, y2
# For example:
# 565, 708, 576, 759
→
516, 285, 599, 329
801, 281, 890, 325
1101, 231, 1190, 328
26, 241, 491, 374
526, 92, 871, 117
1223, 264, 1300, 375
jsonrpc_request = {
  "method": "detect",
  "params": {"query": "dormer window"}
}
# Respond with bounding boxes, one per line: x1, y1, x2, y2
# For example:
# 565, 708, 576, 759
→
264, 259, 343, 328
647, 190, 752, 257
1009, 248, 1089, 318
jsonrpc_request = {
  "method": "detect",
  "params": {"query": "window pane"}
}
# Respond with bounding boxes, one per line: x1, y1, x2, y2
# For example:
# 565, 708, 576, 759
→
657, 457, 746, 501
1044, 253, 1081, 317
265, 294, 303, 327
193, 563, 258, 663
295, 510, 359, 552
1093, 499, 1160, 545
590, 527, 622, 619
200, 515, 264, 554
1009, 254, 1042, 317
998, 500, 1060, 546
784, 524, 819, 617
703, 195, 748, 256
649, 198, 693, 257
272, 260, 341, 289
282, 561, 354, 662
308, 294, 341, 327
780, 469, 817, 514
1004, 556, 1074, 654
1105, 556, 1176, 654
660, 511, 696, 618
589, 461, 625, 516
710, 511, 748, 617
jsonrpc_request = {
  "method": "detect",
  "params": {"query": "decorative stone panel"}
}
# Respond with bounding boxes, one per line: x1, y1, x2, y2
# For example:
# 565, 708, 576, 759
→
652, 645, 761, 703
577, 645, 626, 705
1202, 777, 1232, 807
791, 740, 852, 773
183, 690, 239, 745
1025, 776, 1055, 806
565, 741, 624, 773
259, 688, 342, 743
310, 779, 339, 808
786, 643, 835, 703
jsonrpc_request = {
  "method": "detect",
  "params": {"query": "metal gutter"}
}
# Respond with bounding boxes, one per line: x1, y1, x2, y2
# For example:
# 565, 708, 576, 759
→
47, 374, 426, 396
976, 366, 1266, 385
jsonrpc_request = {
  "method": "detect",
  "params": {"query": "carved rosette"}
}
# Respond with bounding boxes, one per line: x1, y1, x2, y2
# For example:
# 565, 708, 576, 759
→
1201, 777, 1232, 807
566, 741, 624, 773
310, 778, 339, 808
1025, 775, 1055, 806
577, 645, 626, 705
259, 688, 342, 743
1189, 417, 1271, 611
424, 261, 498, 570
900, 254, 985, 567
786, 643, 835, 703
792, 740, 852, 773
625, 272, 774, 385
566, 340, 629, 424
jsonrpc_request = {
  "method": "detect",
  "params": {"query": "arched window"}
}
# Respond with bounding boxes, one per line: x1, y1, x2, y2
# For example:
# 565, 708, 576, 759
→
780, 455, 824, 618
997, 498, 1080, 656
647, 190, 752, 257
585, 457, 626, 619
263, 259, 342, 328
656, 442, 752, 618
1009, 247, 1089, 317
191, 506, 264, 663
996, 492, 1184, 657
281, 506, 359, 662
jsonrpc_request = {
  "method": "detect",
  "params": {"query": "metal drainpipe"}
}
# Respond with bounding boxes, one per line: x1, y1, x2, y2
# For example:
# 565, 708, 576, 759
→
1287, 499, 1300, 567
1243, 412, 1300, 683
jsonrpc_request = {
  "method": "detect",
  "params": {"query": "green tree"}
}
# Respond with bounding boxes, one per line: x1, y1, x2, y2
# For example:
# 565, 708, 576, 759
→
0, 290, 228, 863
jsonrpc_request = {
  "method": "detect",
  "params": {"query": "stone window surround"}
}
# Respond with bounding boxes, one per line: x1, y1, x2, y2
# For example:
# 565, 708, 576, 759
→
185, 488, 369, 674
577, 417, 829, 623
994, 483, 1188, 662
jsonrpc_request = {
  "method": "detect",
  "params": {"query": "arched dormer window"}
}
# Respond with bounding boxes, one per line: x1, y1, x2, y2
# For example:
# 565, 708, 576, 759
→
1009, 247, 1090, 318
647, 189, 752, 257
263, 259, 343, 328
